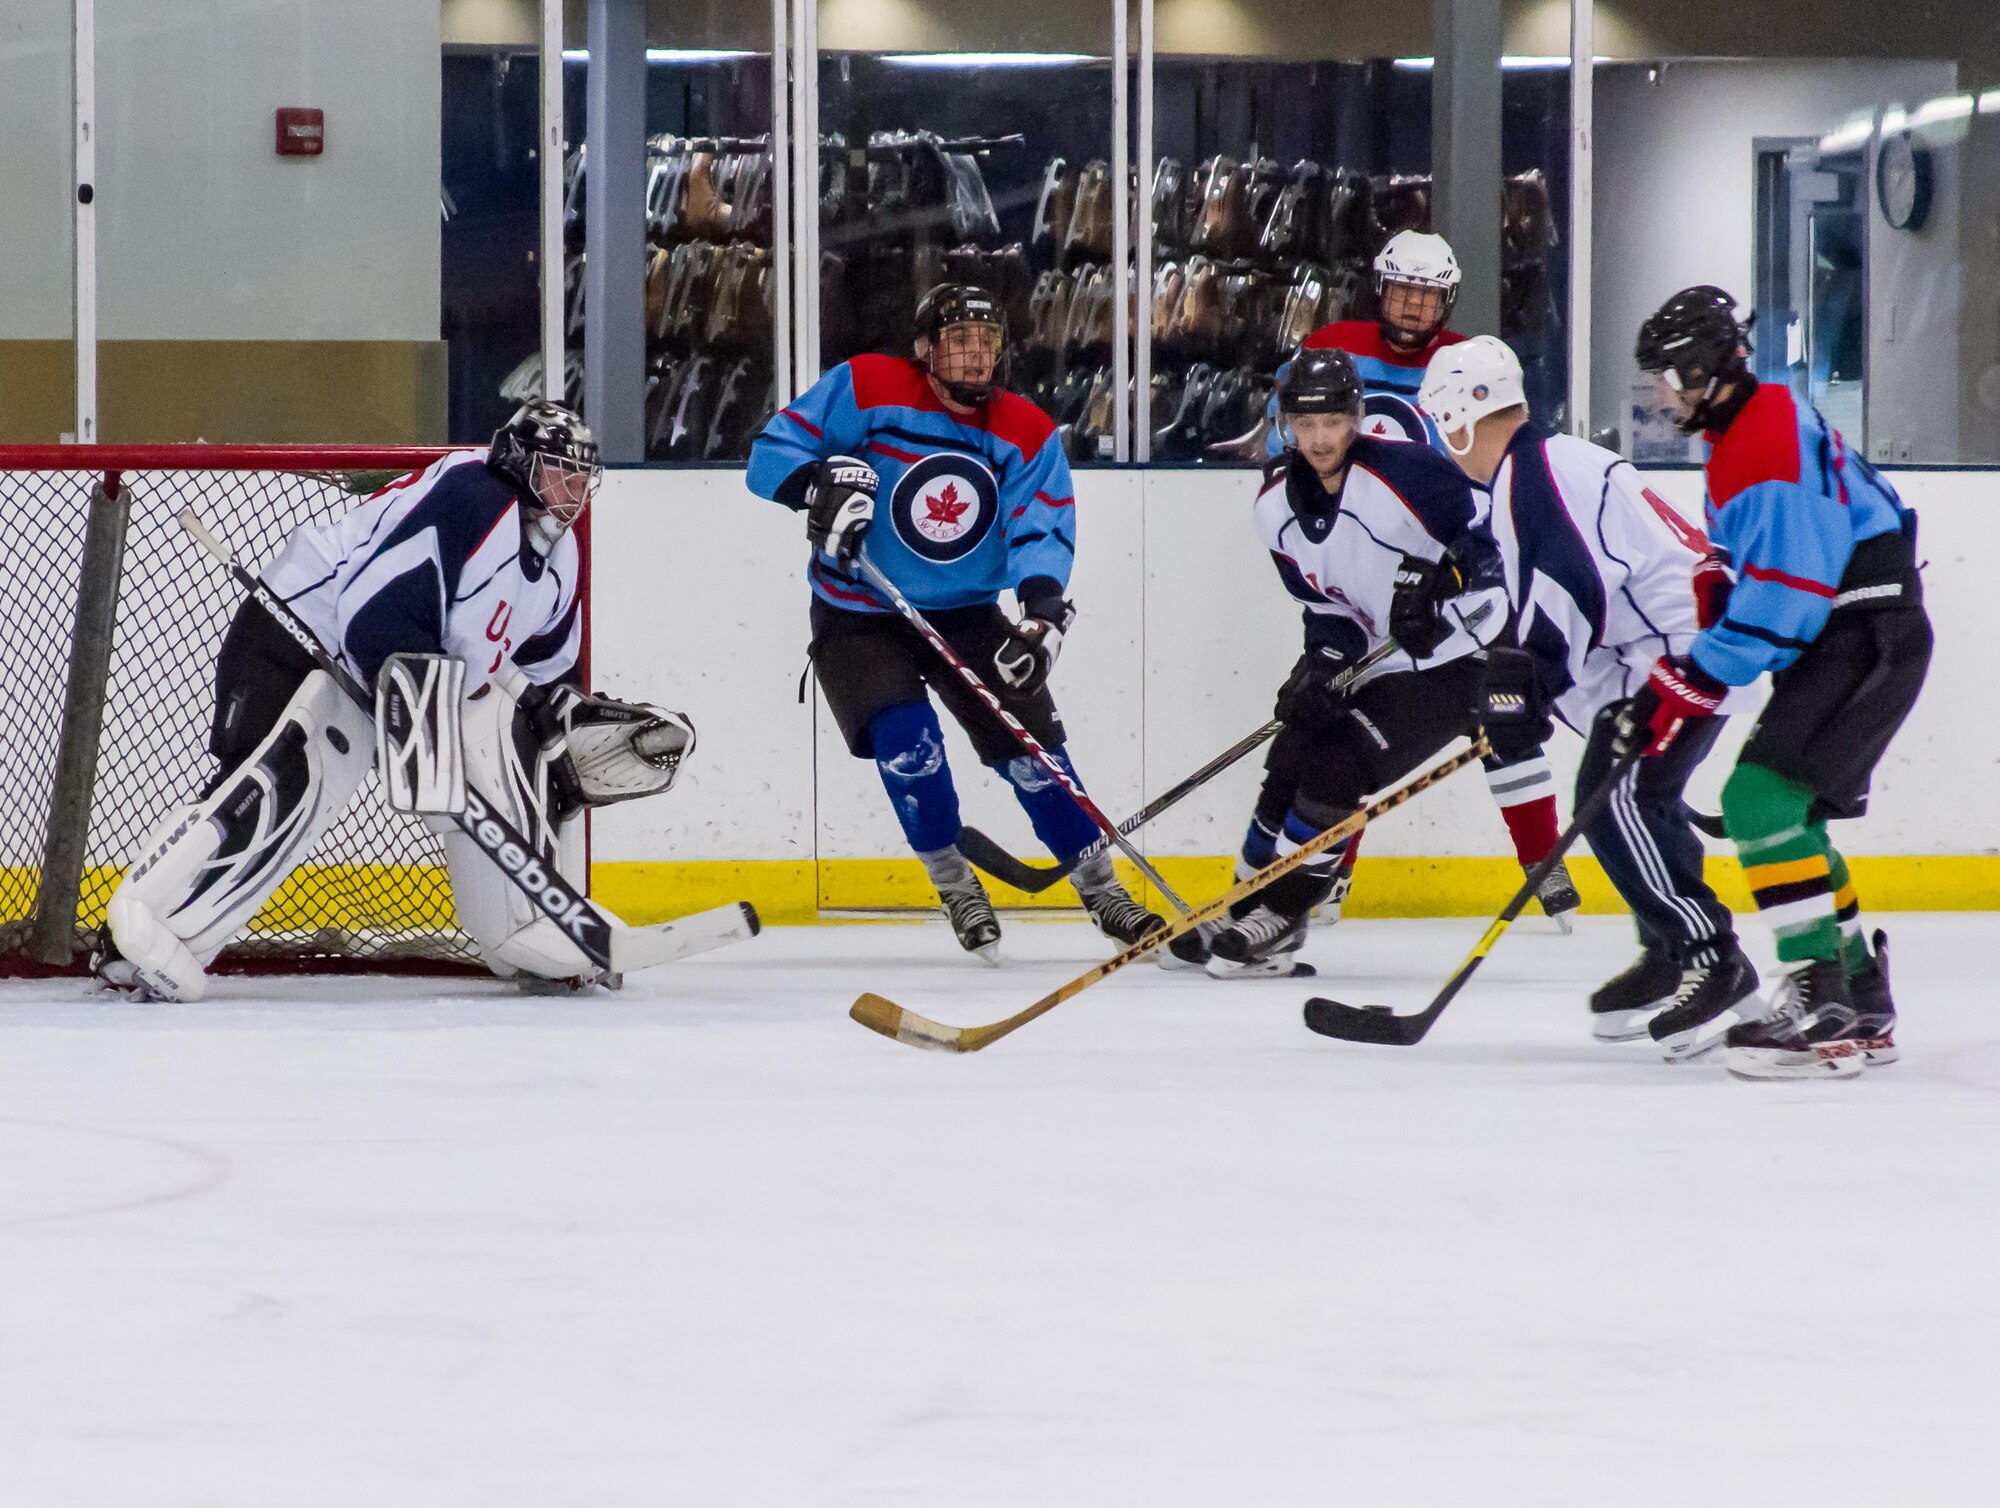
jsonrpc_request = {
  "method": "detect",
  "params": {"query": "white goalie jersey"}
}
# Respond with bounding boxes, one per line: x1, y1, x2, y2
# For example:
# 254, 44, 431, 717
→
262, 449, 581, 695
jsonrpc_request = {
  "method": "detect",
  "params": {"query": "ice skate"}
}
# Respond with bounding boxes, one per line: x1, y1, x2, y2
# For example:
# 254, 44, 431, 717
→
1071, 851, 1166, 947
1725, 957, 1866, 1080
1849, 928, 1897, 1065
923, 846, 1001, 964
1309, 858, 1356, 924
1588, 946, 1679, 1042
1647, 942, 1761, 1061
1205, 904, 1315, 979
1535, 857, 1581, 933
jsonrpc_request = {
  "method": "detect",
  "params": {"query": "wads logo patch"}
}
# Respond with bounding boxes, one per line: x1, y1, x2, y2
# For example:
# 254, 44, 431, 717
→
890, 452, 999, 563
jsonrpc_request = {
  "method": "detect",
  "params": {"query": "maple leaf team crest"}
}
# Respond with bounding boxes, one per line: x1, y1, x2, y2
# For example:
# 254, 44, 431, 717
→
890, 452, 999, 563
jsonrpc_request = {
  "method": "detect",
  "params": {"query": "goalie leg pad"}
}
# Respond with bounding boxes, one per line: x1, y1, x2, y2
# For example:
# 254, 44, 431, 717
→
439, 679, 599, 981
106, 669, 374, 1000
375, 652, 467, 815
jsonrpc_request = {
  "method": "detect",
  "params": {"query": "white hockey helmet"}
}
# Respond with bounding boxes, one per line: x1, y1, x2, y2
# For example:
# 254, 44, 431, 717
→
1373, 230, 1461, 294
1418, 335, 1527, 455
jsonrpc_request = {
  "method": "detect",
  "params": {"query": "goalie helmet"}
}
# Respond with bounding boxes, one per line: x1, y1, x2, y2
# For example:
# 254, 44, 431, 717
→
1373, 230, 1461, 350
914, 282, 1006, 406
1418, 335, 1527, 455
1635, 285, 1754, 435
489, 399, 603, 550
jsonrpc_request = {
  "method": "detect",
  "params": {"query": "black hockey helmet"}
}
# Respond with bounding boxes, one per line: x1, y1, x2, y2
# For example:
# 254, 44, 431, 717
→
1278, 346, 1365, 420
1635, 285, 1754, 434
489, 398, 602, 546
914, 282, 1006, 406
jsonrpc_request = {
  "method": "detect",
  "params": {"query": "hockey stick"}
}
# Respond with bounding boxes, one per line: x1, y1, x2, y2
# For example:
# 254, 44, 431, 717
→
850, 551, 1193, 915
1301, 746, 1641, 1046
179, 509, 759, 978
958, 641, 1399, 892
850, 739, 1487, 1053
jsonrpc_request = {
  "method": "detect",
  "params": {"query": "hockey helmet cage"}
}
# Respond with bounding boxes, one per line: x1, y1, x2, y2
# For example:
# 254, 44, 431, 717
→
1278, 346, 1366, 420
1418, 335, 1527, 456
1635, 285, 1754, 434
915, 282, 1007, 405
489, 398, 602, 546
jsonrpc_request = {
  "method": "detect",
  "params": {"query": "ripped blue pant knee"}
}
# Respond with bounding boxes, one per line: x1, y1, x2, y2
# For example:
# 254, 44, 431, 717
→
868, 701, 961, 854
991, 748, 1098, 862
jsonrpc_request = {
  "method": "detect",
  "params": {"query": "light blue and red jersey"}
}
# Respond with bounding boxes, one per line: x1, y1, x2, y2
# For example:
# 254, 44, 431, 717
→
1692, 382, 1914, 686
1266, 321, 1470, 458
746, 354, 1076, 613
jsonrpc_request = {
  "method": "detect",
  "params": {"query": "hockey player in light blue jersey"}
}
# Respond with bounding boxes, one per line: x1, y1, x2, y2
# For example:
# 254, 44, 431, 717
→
747, 283, 1161, 960
1628, 287, 1930, 1079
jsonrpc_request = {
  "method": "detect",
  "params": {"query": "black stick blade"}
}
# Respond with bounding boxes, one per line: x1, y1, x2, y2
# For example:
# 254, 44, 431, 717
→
957, 826, 1073, 894
1302, 996, 1437, 1045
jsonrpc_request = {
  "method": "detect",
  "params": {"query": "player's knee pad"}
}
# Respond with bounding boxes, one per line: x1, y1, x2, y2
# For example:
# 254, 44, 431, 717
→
108, 669, 373, 999
867, 701, 961, 854
437, 679, 599, 981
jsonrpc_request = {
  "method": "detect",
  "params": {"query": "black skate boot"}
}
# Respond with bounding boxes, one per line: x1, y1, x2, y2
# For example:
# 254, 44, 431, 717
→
1588, 947, 1680, 1042
922, 846, 1001, 965
1071, 852, 1166, 948
1158, 922, 1217, 971
1725, 956, 1865, 1080
1849, 928, 1897, 1065
1310, 856, 1357, 924
1646, 941, 1761, 1061
1535, 858, 1581, 934
1205, 904, 1315, 979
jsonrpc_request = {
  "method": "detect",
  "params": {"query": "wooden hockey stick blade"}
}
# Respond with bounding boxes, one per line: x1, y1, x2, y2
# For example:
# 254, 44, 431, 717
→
1301, 748, 1642, 1046
957, 826, 1073, 893
608, 901, 760, 972
848, 741, 1487, 1054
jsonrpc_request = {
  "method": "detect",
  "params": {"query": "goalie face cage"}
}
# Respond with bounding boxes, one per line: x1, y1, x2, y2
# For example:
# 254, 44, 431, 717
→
0, 446, 503, 979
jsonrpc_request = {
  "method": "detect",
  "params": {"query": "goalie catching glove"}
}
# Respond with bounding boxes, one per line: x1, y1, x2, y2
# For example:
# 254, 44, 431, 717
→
522, 684, 697, 822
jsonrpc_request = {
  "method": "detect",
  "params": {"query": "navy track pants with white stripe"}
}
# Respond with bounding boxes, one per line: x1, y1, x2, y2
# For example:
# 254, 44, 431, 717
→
1577, 704, 1737, 967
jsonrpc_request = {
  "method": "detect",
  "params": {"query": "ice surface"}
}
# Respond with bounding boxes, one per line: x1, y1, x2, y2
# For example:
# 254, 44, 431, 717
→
1, 913, 1995, 1505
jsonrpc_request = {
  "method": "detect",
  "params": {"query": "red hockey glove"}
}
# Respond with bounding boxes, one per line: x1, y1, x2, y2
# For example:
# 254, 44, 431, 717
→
1692, 551, 1733, 630
1614, 655, 1726, 758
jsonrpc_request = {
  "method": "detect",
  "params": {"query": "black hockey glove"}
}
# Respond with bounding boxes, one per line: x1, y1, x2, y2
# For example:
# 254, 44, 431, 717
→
803, 455, 879, 567
1275, 644, 1359, 733
1389, 553, 1459, 659
1477, 646, 1555, 760
995, 579, 1076, 695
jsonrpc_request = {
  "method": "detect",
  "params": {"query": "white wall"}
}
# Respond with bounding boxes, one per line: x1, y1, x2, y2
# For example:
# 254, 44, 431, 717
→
1591, 58, 1958, 454
0, 0, 440, 343
592, 466, 1997, 877
0, 1, 76, 339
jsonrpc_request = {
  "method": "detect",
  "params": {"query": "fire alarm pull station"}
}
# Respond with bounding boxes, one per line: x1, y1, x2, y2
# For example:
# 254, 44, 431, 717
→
276, 108, 325, 157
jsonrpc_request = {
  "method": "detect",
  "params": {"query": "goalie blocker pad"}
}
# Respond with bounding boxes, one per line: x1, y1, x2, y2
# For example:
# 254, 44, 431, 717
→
375, 653, 467, 814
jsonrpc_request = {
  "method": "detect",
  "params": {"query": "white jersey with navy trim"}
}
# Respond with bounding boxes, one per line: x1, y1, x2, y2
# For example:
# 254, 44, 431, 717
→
1486, 429, 1705, 732
260, 449, 581, 693
1252, 436, 1498, 677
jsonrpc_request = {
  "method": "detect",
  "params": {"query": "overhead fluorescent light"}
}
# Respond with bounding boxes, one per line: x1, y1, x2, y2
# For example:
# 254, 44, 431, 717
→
1393, 55, 1613, 70
1909, 93, 1973, 130
880, 52, 1096, 68
1981, 88, 2000, 115
1817, 121, 1873, 154
562, 49, 759, 64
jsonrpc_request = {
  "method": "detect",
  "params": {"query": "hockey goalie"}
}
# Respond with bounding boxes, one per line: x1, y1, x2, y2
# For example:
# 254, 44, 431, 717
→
95, 400, 746, 1001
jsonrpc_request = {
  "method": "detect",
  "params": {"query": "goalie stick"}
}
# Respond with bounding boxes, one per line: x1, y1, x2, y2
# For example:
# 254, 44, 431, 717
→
1300, 747, 1641, 1046
178, 509, 756, 978
957, 641, 1399, 893
849, 739, 1487, 1054
852, 551, 1194, 915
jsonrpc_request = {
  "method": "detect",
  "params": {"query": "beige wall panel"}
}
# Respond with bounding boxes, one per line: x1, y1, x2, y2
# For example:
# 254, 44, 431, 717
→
0, 341, 447, 446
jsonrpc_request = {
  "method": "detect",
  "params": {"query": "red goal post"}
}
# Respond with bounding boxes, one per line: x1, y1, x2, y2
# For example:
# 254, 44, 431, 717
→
0, 444, 511, 978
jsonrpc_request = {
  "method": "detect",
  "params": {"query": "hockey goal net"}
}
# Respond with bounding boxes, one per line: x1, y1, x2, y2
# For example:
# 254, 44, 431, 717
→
0, 446, 495, 977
